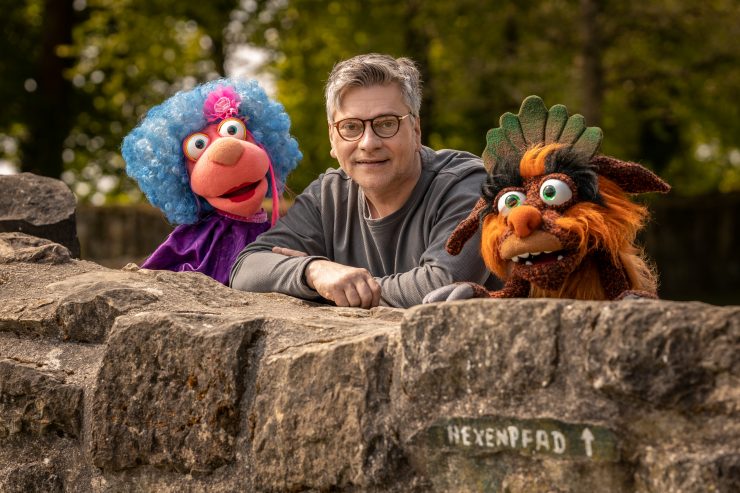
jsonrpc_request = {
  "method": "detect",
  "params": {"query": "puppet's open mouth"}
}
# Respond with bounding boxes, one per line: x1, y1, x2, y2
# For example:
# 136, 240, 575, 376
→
509, 250, 569, 266
220, 180, 261, 202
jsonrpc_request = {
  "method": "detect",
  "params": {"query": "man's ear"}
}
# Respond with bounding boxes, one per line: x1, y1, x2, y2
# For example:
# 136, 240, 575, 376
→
328, 122, 338, 159
414, 115, 422, 151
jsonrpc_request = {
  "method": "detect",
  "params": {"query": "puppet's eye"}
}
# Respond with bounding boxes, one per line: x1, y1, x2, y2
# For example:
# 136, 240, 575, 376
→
497, 191, 526, 216
539, 179, 573, 206
183, 133, 210, 161
217, 118, 247, 140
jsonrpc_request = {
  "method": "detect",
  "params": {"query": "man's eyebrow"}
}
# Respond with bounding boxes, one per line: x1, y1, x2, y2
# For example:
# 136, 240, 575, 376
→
336, 113, 404, 121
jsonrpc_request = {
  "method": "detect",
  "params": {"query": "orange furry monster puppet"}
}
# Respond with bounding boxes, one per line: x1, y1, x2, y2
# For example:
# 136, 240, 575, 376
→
424, 96, 670, 303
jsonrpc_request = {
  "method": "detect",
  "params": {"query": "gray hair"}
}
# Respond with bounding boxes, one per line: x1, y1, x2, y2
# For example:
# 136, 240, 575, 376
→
325, 53, 422, 121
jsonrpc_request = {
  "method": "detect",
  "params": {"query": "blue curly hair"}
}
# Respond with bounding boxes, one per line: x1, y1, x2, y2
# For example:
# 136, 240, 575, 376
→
122, 78, 302, 224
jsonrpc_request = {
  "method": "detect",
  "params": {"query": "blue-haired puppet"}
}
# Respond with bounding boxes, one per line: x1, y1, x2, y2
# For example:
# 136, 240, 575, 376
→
123, 79, 301, 284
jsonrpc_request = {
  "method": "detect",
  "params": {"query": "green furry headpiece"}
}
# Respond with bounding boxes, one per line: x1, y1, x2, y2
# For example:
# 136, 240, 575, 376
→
482, 95, 603, 172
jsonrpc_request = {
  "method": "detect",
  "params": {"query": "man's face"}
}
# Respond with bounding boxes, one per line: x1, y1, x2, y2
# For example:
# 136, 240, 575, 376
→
329, 84, 422, 202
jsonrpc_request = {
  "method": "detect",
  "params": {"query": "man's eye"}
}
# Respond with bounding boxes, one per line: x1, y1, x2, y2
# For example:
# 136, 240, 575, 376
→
376, 119, 395, 128
342, 122, 360, 131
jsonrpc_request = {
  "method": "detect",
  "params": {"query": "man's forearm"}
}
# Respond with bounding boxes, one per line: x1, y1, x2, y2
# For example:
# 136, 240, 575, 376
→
375, 265, 451, 308
229, 250, 323, 300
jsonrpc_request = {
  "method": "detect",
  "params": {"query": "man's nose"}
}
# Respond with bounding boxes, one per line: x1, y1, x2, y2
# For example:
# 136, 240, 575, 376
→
507, 205, 542, 238
209, 138, 244, 166
358, 122, 382, 149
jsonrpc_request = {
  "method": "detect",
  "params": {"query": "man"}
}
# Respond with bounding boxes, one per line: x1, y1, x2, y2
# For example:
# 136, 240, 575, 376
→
230, 53, 490, 308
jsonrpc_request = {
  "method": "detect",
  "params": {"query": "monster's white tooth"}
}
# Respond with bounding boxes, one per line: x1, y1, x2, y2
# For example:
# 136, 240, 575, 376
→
557, 255, 564, 261
544, 250, 552, 254
518, 253, 530, 259
525, 261, 533, 266
511, 256, 519, 263
530, 251, 541, 257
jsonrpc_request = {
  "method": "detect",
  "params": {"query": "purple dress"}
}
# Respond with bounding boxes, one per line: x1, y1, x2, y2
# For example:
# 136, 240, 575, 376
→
142, 210, 270, 285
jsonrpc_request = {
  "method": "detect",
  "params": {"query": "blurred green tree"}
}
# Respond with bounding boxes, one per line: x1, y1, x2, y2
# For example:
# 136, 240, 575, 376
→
0, 0, 737, 201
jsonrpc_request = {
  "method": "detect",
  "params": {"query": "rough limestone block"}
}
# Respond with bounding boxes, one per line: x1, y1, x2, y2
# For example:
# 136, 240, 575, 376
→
0, 297, 59, 339
0, 232, 71, 264
0, 173, 79, 258
54, 281, 159, 343
90, 311, 261, 473
400, 299, 560, 408
0, 461, 63, 493
0, 361, 83, 439
399, 300, 630, 492
635, 444, 739, 493
585, 301, 740, 412
251, 330, 398, 491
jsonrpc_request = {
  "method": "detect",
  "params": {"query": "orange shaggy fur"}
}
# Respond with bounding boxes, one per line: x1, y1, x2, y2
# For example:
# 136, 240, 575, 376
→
481, 213, 510, 280
519, 144, 559, 178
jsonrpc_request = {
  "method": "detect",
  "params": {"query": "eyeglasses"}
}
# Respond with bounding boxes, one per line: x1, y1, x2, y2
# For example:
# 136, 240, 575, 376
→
332, 113, 412, 141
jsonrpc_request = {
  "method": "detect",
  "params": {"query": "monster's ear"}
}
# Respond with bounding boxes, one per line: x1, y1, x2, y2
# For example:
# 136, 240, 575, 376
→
446, 198, 488, 255
592, 155, 671, 194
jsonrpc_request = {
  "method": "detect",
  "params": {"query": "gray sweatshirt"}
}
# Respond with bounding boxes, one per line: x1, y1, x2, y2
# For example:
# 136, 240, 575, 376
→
229, 146, 490, 307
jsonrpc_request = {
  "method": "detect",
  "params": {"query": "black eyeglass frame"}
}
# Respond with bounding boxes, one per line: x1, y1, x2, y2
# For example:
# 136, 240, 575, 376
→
331, 113, 413, 142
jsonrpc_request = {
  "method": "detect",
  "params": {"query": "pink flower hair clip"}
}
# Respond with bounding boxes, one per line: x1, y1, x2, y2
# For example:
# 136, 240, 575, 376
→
203, 86, 242, 123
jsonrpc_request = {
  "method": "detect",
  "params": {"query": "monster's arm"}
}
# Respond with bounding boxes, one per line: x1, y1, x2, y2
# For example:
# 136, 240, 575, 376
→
423, 276, 529, 303
486, 276, 530, 298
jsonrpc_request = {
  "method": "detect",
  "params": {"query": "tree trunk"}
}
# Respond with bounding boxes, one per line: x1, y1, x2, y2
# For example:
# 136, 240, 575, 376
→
20, 0, 75, 178
580, 0, 604, 126
404, 0, 432, 145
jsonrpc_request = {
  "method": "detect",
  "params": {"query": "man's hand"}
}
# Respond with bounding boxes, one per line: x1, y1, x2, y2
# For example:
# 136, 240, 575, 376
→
304, 259, 381, 309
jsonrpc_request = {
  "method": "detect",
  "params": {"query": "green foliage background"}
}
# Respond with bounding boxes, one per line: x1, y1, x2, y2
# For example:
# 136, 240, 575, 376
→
0, 0, 738, 203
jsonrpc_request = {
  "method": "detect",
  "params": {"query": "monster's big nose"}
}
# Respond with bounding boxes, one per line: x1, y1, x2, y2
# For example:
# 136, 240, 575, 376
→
507, 205, 542, 238
209, 138, 244, 166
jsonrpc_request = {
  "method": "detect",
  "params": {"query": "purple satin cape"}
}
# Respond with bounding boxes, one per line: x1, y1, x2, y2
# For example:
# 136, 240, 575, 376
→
141, 211, 270, 285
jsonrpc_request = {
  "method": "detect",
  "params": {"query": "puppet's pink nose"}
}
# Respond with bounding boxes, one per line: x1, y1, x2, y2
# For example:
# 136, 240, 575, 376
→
507, 205, 542, 238
209, 138, 244, 166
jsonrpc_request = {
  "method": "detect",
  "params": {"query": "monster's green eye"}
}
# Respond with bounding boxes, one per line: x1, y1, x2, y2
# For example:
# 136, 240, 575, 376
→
542, 184, 556, 200
497, 191, 527, 216
539, 179, 573, 206
505, 194, 521, 208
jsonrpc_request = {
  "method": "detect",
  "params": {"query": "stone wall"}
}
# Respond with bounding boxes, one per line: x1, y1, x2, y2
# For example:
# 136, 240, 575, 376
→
1, 175, 738, 491
1, 231, 738, 492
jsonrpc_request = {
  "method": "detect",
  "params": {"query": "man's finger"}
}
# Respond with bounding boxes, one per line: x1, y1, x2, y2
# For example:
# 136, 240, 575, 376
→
344, 285, 364, 308
272, 246, 308, 257
355, 280, 377, 309
369, 279, 382, 308
330, 287, 350, 307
